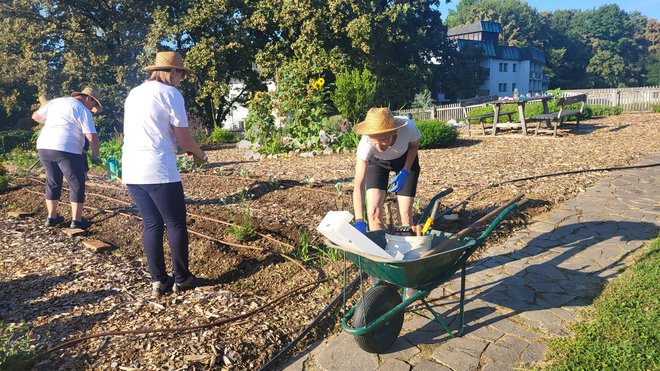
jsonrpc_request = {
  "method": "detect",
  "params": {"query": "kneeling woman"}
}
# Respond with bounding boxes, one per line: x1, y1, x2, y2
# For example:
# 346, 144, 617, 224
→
352, 107, 421, 233
122, 51, 207, 297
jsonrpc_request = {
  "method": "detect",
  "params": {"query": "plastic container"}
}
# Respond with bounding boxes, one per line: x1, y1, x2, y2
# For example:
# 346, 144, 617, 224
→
105, 157, 120, 180
316, 211, 393, 260
385, 234, 432, 260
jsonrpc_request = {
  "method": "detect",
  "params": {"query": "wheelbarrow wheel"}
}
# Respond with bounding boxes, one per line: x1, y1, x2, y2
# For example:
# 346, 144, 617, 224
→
353, 285, 404, 353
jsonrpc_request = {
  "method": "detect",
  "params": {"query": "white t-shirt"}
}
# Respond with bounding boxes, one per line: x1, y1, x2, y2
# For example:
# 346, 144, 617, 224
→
35, 97, 97, 154
122, 80, 189, 184
356, 117, 421, 161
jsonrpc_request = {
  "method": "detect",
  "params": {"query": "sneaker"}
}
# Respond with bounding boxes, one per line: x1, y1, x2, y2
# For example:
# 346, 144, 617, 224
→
151, 277, 174, 298
70, 218, 92, 229
173, 274, 196, 293
45, 215, 64, 227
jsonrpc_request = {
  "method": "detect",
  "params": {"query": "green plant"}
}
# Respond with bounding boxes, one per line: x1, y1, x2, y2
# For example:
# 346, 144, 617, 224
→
0, 149, 39, 176
412, 198, 422, 214
268, 175, 280, 188
238, 168, 250, 177
545, 233, 660, 369
334, 182, 345, 210
412, 89, 433, 109
332, 68, 377, 126
0, 130, 33, 153
415, 120, 458, 149
0, 175, 8, 192
98, 138, 123, 164
228, 198, 256, 242
587, 105, 623, 116
292, 227, 316, 264
653, 105, 660, 113
302, 177, 315, 187
208, 127, 239, 144
176, 155, 194, 172
245, 91, 278, 147
0, 321, 36, 370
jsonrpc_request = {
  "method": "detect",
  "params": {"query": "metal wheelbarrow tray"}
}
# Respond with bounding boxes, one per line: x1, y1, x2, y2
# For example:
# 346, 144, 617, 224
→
328, 197, 525, 353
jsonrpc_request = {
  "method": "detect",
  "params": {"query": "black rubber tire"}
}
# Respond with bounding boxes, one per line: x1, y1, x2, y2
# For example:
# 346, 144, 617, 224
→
353, 285, 404, 353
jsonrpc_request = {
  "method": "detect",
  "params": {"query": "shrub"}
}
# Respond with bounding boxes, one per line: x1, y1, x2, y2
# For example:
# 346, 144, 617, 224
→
0, 130, 33, 153
416, 120, 458, 149
587, 105, 622, 117
208, 127, 239, 144
653, 105, 660, 113
333, 68, 377, 125
0, 175, 8, 192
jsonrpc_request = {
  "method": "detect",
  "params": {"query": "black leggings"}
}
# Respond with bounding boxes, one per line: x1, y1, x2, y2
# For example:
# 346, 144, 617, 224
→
38, 149, 86, 203
364, 151, 420, 197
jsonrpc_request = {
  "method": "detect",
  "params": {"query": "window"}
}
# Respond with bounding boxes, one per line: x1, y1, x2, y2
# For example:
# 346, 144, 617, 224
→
498, 83, 508, 92
513, 63, 517, 72
499, 63, 509, 72
512, 83, 517, 91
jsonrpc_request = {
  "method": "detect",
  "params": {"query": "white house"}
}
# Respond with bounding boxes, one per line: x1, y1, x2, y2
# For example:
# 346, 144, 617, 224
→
220, 79, 276, 131
448, 21, 549, 97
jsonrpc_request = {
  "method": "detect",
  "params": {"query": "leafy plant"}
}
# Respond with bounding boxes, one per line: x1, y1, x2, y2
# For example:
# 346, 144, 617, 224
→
0, 130, 33, 153
415, 120, 458, 149
238, 168, 250, 177
412, 89, 433, 109
98, 138, 123, 165
0, 321, 36, 370
0, 175, 8, 192
587, 105, 623, 116
334, 182, 345, 210
228, 197, 256, 242
653, 105, 660, 113
0, 149, 39, 176
302, 177, 315, 187
207, 127, 239, 144
332, 68, 377, 126
176, 155, 194, 172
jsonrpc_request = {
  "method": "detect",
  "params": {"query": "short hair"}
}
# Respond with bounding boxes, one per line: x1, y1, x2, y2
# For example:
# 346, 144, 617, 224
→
146, 70, 174, 86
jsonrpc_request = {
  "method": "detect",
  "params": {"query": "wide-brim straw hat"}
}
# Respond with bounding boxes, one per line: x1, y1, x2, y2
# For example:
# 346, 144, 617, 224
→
353, 107, 407, 135
144, 51, 194, 75
71, 87, 103, 113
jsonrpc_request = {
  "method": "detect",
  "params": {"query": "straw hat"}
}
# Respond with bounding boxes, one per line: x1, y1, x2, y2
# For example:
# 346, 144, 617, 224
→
353, 107, 407, 135
71, 87, 103, 113
144, 51, 194, 75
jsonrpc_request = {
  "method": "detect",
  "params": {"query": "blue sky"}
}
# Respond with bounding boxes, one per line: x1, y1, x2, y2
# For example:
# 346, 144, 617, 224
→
438, 0, 660, 20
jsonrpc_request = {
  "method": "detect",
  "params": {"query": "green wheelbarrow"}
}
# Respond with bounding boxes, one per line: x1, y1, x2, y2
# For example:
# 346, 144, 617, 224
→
329, 195, 526, 353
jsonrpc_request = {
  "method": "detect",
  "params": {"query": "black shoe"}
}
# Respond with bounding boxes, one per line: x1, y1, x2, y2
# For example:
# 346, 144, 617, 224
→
173, 274, 197, 293
151, 277, 174, 298
45, 215, 64, 227
70, 218, 92, 229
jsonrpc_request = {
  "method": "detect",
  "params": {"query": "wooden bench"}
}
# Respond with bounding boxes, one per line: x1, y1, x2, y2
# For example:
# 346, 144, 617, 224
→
460, 96, 515, 136
529, 94, 587, 137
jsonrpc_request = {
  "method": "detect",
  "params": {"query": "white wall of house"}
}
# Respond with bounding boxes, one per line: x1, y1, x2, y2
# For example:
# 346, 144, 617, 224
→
220, 80, 276, 131
478, 58, 546, 97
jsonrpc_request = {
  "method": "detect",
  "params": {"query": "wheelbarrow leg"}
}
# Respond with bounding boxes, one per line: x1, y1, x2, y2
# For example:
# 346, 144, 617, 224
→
421, 262, 466, 337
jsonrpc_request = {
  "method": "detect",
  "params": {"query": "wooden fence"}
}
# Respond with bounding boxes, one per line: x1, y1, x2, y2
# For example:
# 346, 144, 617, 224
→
395, 85, 660, 122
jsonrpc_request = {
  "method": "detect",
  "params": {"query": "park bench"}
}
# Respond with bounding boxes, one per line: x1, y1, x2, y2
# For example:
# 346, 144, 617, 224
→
530, 94, 587, 137
460, 96, 515, 136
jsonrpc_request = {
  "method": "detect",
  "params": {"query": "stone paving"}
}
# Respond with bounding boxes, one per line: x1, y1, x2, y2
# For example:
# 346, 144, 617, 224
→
283, 153, 659, 371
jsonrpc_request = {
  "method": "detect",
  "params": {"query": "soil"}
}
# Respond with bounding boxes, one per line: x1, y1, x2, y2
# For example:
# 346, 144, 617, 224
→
0, 113, 658, 369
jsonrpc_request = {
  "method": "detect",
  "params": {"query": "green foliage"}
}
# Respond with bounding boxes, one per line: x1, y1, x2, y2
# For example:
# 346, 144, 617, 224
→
0, 130, 33, 153
332, 68, 377, 125
99, 139, 123, 164
0, 175, 8, 192
653, 105, 660, 113
245, 91, 278, 147
0, 321, 36, 370
176, 155, 194, 173
415, 120, 458, 149
0, 149, 38, 176
587, 105, 623, 117
208, 127, 239, 144
546, 234, 660, 369
412, 89, 433, 109
228, 195, 257, 243
292, 228, 341, 266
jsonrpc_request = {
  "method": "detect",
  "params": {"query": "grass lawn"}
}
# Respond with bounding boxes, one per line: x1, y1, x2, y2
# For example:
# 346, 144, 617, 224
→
544, 233, 660, 370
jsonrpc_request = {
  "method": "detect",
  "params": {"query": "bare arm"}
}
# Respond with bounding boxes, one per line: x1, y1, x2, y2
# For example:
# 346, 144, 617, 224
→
173, 126, 205, 159
403, 140, 420, 171
352, 159, 368, 221
32, 111, 45, 124
85, 133, 100, 158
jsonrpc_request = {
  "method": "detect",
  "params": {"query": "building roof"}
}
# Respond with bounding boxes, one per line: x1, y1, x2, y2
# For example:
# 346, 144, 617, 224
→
447, 21, 502, 37
456, 39, 545, 63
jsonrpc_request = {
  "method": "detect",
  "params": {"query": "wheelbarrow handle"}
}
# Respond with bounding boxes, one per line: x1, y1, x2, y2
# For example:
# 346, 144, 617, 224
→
420, 194, 524, 258
418, 187, 454, 222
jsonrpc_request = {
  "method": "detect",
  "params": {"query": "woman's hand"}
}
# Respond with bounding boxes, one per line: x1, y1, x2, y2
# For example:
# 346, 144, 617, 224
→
388, 169, 409, 193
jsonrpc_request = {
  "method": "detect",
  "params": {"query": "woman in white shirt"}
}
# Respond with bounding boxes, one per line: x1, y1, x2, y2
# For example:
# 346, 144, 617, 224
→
31, 87, 103, 229
352, 107, 421, 233
122, 51, 207, 297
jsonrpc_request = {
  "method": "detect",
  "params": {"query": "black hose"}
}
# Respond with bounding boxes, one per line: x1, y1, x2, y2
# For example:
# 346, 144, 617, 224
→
260, 275, 362, 371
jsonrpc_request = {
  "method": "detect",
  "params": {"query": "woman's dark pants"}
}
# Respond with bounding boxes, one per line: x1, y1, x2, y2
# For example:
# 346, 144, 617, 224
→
127, 182, 191, 284
38, 149, 86, 203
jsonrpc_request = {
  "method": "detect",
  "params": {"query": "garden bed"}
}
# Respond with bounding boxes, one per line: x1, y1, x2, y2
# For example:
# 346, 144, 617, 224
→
0, 113, 658, 369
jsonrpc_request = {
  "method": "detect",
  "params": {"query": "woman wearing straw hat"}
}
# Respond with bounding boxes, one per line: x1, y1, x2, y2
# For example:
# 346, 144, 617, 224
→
122, 51, 207, 297
32, 87, 103, 229
352, 107, 421, 233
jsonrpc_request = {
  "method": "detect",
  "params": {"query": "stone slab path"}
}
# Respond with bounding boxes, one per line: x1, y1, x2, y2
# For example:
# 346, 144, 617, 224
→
283, 153, 659, 371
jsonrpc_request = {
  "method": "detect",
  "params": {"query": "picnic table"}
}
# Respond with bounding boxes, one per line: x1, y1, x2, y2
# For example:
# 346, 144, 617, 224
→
491, 95, 553, 136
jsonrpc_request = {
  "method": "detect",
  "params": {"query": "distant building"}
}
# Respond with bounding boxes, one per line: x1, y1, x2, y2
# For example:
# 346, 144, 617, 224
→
447, 21, 548, 97
219, 79, 276, 131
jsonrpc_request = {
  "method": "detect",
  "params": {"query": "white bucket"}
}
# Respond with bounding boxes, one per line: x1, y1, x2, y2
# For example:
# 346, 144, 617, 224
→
385, 233, 432, 260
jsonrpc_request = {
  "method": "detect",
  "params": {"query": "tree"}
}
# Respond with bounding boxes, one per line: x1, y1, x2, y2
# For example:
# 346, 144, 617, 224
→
333, 68, 377, 125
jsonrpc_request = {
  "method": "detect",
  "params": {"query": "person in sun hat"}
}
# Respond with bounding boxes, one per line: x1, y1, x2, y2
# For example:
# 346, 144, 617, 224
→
31, 87, 103, 230
352, 107, 422, 234
122, 50, 207, 298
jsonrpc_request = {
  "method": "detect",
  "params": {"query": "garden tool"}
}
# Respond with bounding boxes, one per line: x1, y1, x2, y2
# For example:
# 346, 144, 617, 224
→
421, 199, 441, 235
94, 162, 125, 186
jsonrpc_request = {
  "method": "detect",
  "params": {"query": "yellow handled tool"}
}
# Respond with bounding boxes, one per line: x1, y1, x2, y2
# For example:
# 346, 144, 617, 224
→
421, 199, 440, 235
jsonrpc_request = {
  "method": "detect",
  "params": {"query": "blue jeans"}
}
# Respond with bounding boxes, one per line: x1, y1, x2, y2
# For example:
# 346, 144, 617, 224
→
127, 182, 190, 284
